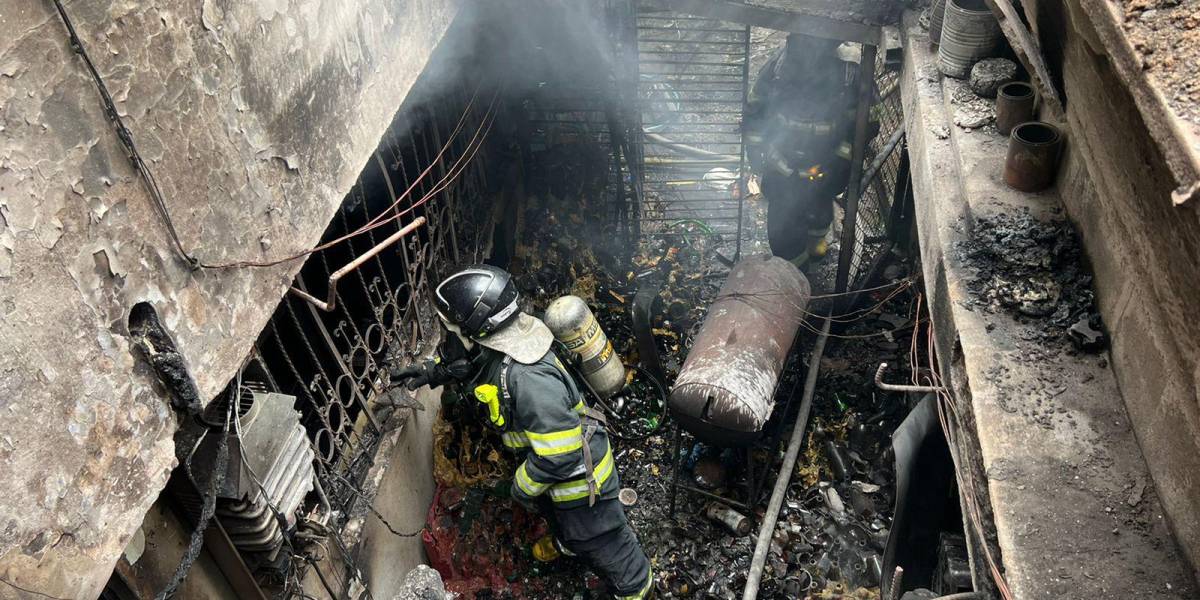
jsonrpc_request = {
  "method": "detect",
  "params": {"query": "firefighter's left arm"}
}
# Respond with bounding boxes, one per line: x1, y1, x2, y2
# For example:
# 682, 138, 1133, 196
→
508, 363, 586, 503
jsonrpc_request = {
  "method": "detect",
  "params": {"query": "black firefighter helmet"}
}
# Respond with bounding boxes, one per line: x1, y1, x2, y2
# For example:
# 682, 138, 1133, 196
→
434, 265, 553, 364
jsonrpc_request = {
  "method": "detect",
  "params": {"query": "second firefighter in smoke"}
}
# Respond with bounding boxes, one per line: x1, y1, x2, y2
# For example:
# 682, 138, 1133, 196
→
744, 33, 878, 267
391, 265, 654, 599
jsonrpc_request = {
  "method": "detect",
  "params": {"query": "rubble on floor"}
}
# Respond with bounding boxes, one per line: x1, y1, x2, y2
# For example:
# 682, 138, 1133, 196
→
968, 58, 1017, 98
619, 263, 919, 600
422, 109, 920, 597
950, 86, 995, 130
392, 565, 449, 600
424, 240, 922, 600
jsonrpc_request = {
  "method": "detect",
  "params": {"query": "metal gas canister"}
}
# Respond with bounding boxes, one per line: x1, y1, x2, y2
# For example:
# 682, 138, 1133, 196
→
544, 295, 626, 399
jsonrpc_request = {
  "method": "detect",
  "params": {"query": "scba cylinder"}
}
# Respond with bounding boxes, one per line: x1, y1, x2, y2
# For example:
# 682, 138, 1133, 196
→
545, 295, 626, 399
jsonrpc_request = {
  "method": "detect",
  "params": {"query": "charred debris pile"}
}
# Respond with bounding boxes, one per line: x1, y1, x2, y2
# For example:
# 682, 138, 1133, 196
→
413, 3, 930, 596
958, 209, 1105, 354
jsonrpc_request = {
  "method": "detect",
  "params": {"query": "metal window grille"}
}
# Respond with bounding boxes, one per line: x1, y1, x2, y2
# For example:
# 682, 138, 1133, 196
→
240, 78, 492, 539
517, 0, 643, 256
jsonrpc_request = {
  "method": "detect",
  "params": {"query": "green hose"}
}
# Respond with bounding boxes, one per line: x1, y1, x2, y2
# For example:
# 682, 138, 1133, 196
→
667, 219, 714, 246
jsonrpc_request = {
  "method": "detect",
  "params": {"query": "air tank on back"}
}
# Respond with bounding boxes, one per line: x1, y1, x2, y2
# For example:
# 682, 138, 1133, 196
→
545, 295, 626, 399
669, 255, 810, 446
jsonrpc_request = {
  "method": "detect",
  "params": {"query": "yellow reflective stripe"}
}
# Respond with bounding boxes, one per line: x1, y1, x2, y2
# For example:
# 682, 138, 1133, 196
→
549, 445, 615, 502
502, 431, 530, 449
526, 426, 584, 456
572, 400, 586, 414
515, 462, 549, 497
617, 566, 653, 600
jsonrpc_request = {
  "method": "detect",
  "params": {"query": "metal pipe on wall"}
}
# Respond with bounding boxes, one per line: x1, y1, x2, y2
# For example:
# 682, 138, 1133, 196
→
289, 216, 428, 312
859, 128, 906, 194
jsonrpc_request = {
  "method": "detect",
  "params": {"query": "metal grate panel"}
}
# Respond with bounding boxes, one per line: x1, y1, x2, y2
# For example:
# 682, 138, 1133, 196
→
635, 7, 751, 250
248, 78, 493, 529
846, 59, 906, 289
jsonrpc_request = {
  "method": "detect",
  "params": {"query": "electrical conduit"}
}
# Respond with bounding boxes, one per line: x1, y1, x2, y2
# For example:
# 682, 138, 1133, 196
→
742, 314, 832, 600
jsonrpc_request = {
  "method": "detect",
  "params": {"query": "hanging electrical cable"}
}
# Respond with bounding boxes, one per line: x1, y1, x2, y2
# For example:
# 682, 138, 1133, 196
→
154, 403, 232, 600
50, 0, 198, 268
916, 298, 1014, 600
50, 0, 495, 273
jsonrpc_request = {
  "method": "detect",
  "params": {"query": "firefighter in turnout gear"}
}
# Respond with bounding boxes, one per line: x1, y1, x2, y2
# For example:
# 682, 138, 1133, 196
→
391, 265, 654, 599
743, 33, 877, 267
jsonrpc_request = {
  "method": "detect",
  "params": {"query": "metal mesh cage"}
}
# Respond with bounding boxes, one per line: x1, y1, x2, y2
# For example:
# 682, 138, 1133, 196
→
845, 55, 907, 291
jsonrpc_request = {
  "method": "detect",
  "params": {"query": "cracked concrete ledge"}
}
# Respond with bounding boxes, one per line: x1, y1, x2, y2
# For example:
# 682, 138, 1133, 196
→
357, 385, 443, 597
0, 0, 458, 595
900, 14, 1195, 599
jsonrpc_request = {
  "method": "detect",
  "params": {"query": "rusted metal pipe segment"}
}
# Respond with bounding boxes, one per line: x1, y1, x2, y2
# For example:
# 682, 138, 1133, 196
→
742, 314, 831, 600
875, 362, 947, 393
669, 254, 810, 446
289, 216, 427, 312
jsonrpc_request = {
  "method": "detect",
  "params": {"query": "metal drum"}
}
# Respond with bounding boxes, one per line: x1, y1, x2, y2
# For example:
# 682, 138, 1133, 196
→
937, 0, 1001, 79
669, 255, 810, 446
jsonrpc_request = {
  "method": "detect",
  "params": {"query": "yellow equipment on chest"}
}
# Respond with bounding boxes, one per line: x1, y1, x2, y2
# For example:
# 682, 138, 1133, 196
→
473, 383, 505, 427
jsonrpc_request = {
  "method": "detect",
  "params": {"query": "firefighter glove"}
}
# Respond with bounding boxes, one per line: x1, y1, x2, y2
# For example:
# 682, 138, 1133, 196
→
390, 358, 473, 391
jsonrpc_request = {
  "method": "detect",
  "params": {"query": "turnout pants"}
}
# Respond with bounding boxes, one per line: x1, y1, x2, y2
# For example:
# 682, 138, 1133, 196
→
762, 164, 842, 266
550, 498, 653, 599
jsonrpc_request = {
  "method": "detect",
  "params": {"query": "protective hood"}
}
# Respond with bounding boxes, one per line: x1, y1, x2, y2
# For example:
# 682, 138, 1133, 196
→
476, 312, 554, 365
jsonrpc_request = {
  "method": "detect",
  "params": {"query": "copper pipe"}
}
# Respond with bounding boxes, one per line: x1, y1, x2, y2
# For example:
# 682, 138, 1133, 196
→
875, 362, 947, 393
289, 217, 427, 312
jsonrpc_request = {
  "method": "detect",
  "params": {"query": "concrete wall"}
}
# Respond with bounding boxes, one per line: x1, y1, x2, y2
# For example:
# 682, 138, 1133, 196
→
1027, 0, 1200, 579
0, 0, 457, 595
358, 387, 442, 597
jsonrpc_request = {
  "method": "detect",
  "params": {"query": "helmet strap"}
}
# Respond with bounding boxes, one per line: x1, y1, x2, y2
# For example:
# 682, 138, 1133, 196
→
438, 312, 476, 351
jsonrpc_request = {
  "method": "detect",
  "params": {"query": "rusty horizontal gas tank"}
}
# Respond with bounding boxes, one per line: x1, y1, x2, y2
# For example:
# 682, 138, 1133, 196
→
669, 255, 810, 446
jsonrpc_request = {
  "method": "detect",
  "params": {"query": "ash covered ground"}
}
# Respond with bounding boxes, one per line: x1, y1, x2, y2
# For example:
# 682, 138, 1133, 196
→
422, 138, 924, 598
